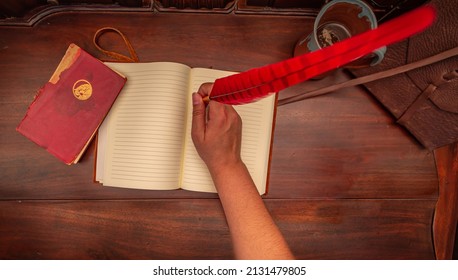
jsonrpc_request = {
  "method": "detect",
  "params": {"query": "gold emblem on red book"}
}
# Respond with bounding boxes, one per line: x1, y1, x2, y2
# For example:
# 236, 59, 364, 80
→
72, 79, 92, 100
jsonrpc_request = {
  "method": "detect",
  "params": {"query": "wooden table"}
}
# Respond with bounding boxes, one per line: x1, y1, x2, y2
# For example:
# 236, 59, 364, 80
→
0, 7, 456, 259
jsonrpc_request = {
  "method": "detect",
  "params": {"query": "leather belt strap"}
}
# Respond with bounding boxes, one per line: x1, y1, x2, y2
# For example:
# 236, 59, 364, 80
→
278, 46, 458, 106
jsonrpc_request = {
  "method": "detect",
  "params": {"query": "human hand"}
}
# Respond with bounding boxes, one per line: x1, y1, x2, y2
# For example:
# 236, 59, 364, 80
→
191, 83, 243, 173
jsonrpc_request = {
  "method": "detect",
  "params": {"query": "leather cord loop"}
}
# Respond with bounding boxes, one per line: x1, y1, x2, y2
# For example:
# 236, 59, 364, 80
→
93, 27, 139, 63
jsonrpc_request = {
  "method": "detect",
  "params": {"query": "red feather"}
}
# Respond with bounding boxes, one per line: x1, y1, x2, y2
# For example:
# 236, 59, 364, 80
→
209, 5, 436, 105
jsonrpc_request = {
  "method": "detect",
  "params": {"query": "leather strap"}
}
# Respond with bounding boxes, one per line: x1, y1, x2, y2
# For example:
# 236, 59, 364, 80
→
397, 83, 437, 124
278, 46, 458, 106
398, 69, 458, 124
93, 27, 139, 62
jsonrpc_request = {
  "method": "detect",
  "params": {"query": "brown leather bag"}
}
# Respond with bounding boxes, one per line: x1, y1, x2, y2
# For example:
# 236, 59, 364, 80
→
280, 1, 457, 150
348, 0, 458, 150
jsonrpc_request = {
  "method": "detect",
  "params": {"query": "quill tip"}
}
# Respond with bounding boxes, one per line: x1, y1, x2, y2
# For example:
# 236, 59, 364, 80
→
418, 5, 437, 27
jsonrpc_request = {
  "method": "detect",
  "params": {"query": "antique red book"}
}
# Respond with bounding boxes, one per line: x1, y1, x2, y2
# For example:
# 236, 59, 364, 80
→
17, 44, 127, 164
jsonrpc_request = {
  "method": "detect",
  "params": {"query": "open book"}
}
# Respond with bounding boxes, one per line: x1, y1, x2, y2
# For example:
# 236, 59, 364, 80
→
95, 62, 277, 194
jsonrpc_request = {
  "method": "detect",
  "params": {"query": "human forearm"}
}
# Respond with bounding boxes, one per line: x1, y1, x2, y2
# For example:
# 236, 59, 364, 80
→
209, 162, 294, 260
191, 85, 293, 259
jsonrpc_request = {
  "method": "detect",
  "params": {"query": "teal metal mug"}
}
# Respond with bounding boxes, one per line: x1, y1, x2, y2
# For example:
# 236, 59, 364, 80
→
295, 0, 386, 69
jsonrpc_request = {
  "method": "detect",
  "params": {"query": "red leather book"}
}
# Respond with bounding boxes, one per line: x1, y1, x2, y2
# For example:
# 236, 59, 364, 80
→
17, 44, 127, 164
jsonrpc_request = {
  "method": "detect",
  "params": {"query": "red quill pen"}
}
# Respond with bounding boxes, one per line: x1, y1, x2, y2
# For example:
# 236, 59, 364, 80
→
208, 5, 436, 105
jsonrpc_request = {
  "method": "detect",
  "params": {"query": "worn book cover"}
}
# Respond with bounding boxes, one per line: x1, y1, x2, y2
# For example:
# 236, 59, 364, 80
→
17, 44, 127, 164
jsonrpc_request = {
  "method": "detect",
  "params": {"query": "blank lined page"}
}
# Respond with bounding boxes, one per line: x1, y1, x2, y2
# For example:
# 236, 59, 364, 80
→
100, 62, 191, 190
181, 68, 276, 194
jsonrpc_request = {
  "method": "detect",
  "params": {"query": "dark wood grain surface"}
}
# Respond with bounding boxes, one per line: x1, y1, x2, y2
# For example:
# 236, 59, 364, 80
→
433, 143, 458, 259
0, 10, 440, 259
0, 199, 436, 259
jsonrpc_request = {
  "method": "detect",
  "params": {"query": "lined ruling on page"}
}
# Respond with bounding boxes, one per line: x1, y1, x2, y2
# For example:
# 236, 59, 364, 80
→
102, 62, 191, 190
181, 68, 275, 194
